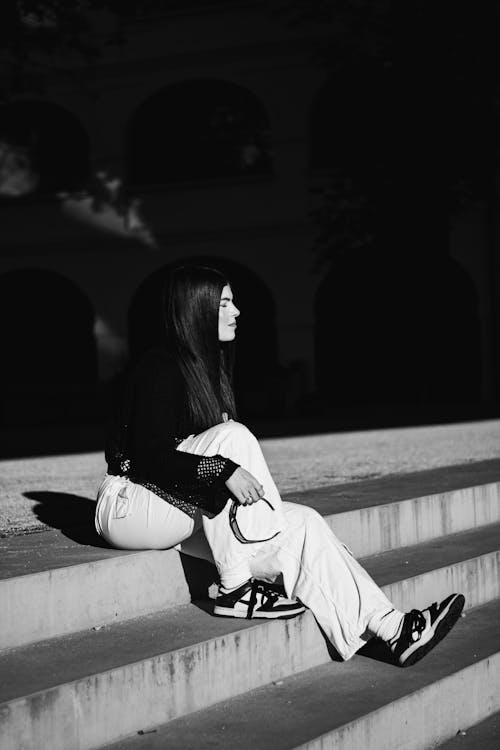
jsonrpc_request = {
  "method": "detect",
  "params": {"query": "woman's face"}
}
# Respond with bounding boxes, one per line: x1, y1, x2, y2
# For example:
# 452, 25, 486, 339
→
218, 284, 240, 341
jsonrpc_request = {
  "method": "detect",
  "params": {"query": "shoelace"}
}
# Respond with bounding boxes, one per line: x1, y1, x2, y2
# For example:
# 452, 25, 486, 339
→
246, 579, 280, 619
403, 608, 427, 643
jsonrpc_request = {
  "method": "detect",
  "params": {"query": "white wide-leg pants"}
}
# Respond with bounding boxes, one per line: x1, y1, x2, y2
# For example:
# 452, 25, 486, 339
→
95, 421, 396, 660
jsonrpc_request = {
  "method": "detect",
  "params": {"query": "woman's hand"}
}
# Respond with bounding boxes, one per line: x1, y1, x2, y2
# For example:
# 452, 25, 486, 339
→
225, 467, 265, 505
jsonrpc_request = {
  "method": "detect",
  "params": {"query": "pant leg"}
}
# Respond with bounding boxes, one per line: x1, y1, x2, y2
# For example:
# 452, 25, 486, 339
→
176, 421, 288, 588
95, 473, 197, 550
177, 420, 286, 533
177, 422, 398, 659
250, 501, 397, 660
180, 499, 396, 660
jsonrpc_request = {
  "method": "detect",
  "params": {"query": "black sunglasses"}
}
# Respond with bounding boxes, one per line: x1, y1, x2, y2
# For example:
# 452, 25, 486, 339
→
229, 497, 280, 544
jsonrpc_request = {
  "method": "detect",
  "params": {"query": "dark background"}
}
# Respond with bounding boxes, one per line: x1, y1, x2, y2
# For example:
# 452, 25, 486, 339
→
0, 1, 498, 457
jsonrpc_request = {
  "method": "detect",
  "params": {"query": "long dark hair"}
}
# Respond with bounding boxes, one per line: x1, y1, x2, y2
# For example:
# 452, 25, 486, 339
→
164, 264, 237, 433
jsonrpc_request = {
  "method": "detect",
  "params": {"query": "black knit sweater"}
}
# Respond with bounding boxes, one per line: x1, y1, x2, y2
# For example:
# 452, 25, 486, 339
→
105, 347, 239, 518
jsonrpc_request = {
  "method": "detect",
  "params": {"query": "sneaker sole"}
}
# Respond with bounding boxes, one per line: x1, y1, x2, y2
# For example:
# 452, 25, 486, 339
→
213, 605, 306, 620
399, 593, 465, 668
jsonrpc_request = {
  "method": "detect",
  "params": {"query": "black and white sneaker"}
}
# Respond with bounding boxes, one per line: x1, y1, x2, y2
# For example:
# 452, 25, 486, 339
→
388, 593, 465, 667
214, 578, 306, 620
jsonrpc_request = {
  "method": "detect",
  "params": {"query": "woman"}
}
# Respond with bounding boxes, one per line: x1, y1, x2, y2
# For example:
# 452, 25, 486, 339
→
96, 264, 464, 667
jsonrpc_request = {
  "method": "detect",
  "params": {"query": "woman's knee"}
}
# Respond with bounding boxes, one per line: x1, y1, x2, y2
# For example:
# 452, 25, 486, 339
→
177, 420, 259, 460
194, 420, 253, 441
217, 420, 257, 444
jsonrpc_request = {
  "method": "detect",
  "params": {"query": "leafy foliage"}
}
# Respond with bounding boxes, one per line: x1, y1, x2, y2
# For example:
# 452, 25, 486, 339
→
0, 1, 174, 98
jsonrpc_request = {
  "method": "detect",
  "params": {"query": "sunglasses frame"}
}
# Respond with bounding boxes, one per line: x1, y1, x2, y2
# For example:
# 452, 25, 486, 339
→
229, 497, 280, 544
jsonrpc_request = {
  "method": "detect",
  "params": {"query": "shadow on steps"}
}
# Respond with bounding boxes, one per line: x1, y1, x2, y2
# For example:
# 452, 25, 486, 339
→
24, 490, 107, 547
24, 489, 221, 602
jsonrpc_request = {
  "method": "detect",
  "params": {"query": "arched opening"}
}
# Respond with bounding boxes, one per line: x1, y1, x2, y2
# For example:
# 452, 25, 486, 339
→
127, 79, 272, 187
314, 252, 482, 414
0, 100, 90, 198
128, 257, 281, 417
0, 270, 98, 425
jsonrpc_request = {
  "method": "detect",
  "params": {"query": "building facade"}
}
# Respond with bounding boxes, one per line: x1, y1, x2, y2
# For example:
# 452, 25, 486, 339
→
0, 1, 497, 427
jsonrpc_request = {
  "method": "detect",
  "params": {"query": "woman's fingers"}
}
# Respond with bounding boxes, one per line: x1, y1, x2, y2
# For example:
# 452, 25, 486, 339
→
225, 467, 265, 505
241, 487, 258, 505
247, 479, 264, 499
240, 484, 262, 505
245, 482, 265, 504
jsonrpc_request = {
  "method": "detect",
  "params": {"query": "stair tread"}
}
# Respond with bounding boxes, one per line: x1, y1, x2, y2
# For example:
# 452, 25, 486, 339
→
366, 520, 500, 585
0, 527, 140, 581
104, 599, 500, 750
1, 521, 498, 705
436, 709, 500, 749
284, 458, 500, 514
1, 459, 499, 581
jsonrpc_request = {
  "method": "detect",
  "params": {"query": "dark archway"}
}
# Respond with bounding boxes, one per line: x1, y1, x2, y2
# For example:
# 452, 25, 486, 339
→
0, 100, 90, 198
0, 269, 97, 425
314, 252, 481, 410
128, 257, 282, 417
127, 79, 272, 186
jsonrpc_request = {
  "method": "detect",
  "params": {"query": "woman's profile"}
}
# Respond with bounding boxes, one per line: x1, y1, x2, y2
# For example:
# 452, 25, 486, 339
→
96, 264, 464, 666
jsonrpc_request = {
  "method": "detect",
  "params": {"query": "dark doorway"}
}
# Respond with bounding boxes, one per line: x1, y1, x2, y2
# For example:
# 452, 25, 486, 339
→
0, 269, 97, 426
314, 252, 482, 410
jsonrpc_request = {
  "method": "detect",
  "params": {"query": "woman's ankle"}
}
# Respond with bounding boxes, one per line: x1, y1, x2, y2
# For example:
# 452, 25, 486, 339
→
219, 579, 250, 594
369, 608, 405, 641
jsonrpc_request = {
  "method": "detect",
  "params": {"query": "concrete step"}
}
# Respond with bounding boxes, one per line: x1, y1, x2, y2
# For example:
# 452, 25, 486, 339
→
101, 599, 500, 750
288, 459, 500, 558
1, 461, 499, 650
0, 536, 192, 652
1, 524, 499, 750
436, 709, 500, 750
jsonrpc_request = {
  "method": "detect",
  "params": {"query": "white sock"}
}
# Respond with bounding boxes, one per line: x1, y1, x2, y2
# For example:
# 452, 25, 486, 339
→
369, 608, 405, 642
219, 563, 252, 591
219, 579, 250, 594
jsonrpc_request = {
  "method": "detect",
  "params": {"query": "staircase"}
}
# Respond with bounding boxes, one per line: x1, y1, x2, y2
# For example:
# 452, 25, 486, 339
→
1, 459, 499, 750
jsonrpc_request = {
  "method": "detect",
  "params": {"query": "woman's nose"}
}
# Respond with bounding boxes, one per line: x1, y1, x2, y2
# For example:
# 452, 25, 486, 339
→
233, 305, 240, 317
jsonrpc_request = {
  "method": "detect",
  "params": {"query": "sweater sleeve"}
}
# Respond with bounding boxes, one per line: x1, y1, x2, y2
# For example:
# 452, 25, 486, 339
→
129, 350, 239, 490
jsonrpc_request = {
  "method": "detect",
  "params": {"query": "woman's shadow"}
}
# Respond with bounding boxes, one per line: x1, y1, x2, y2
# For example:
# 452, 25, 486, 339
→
23, 490, 109, 547
23, 489, 219, 600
